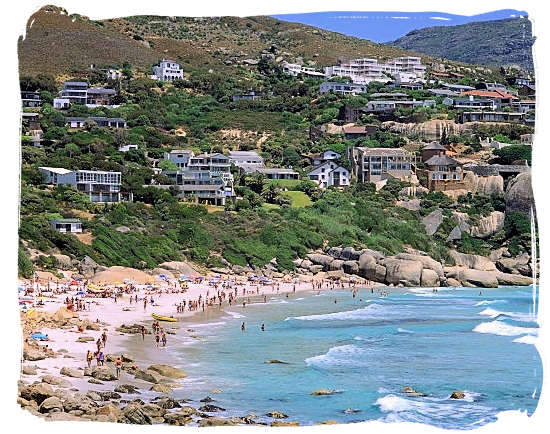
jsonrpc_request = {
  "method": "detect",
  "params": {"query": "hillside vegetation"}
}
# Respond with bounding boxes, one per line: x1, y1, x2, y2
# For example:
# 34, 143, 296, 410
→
390, 18, 535, 71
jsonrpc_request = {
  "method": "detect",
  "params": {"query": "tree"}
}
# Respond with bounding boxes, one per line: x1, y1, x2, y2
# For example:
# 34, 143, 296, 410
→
493, 145, 532, 165
64, 143, 80, 158
158, 160, 179, 172
261, 184, 281, 203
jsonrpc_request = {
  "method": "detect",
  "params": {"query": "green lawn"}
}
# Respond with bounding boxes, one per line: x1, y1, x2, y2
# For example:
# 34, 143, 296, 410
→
283, 191, 313, 208
265, 179, 303, 189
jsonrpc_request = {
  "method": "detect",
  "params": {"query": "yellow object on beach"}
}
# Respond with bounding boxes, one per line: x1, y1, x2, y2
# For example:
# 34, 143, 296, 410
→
151, 313, 178, 322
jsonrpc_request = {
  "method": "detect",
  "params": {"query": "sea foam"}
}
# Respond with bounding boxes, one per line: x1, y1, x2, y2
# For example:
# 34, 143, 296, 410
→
286, 303, 385, 321
478, 308, 536, 323
472, 320, 538, 337
305, 344, 367, 368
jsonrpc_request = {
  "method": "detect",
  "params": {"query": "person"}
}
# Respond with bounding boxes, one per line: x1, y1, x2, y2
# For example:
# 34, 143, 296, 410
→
161, 333, 167, 347
96, 338, 102, 352
115, 357, 122, 379
98, 351, 104, 366
141, 325, 146, 341
261, 323, 265, 332
86, 350, 93, 368
241, 322, 245, 332
155, 333, 160, 348
101, 331, 107, 347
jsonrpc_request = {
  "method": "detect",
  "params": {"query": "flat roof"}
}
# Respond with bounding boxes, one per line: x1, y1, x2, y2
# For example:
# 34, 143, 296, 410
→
255, 168, 298, 174
38, 167, 72, 174
356, 147, 411, 156
51, 218, 81, 223
178, 184, 223, 191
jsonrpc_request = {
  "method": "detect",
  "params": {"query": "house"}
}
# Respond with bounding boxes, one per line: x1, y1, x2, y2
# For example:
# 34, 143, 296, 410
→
60, 81, 88, 105
443, 95, 496, 110
155, 183, 228, 206
365, 99, 435, 113
457, 111, 525, 124
105, 68, 122, 81
440, 82, 475, 92
53, 98, 71, 109
232, 91, 263, 102
349, 147, 414, 183
476, 82, 508, 92
511, 100, 536, 113
66, 117, 126, 128
87, 88, 117, 106
50, 218, 82, 234
421, 142, 447, 162
515, 77, 532, 86
369, 92, 408, 100
398, 82, 424, 91
428, 88, 459, 97
308, 150, 341, 166
518, 84, 536, 97
422, 153, 465, 191
21, 91, 42, 108
308, 161, 350, 188
283, 63, 325, 78
164, 149, 194, 170
320, 82, 367, 95
459, 90, 518, 108
38, 167, 132, 203
253, 168, 299, 180
119, 144, 139, 152
152, 59, 184, 81
520, 134, 534, 145
228, 151, 264, 171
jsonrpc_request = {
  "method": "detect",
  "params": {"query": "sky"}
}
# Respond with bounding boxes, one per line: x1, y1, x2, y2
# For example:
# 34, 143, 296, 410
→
270, 9, 528, 43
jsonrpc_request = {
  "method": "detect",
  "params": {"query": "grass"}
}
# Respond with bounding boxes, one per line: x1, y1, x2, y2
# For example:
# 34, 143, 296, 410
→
265, 179, 303, 189
283, 191, 313, 208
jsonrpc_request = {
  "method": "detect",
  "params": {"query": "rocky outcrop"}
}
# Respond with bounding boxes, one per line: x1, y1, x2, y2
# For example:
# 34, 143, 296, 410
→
470, 211, 505, 239
422, 209, 443, 236
382, 120, 467, 140
157, 261, 196, 275
506, 172, 534, 216
449, 250, 496, 271
496, 253, 531, 276
79, 256, 99, 278
147, 364, 187, 379
382, 258, 423, 286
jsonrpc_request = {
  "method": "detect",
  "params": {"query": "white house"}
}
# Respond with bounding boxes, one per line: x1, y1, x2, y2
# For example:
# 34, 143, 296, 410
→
53, 98, 71, 109
51, 218, 82, 234
119, 144, 139, 152
153, 59, 184, 82
308, 162, 350, 188
228, 150, 264, 171
164, 149, 194, 170
310, 151, 341, 166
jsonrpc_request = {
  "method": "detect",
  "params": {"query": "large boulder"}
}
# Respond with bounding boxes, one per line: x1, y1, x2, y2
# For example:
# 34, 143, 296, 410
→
457, 269, 499, 288
383, 258, 423, 286
147, 365, 187, 379
52, 254, 72, 270
327, 259, 344, 271
422, 209, 444, 236
327, 247, 342, 259
395, 253, 444, 277
117, 403, 152, 425
495, 272, 532, 286
449, 250, 496, 271
91, 366, 117, 381
41, 375, 71, 388
39, 396, 63, 413
420, 269, 440, 287
470, 211, 505, 239
506, 172, 534, 216
497, 253, 531, 276
340, 247, 361, 261
60, 367, 83, 378
359, 261, 387, 282
158, 261, 196, 275
342, 260, 359, 275
306, 253, 334, 268
20, 383, 55, 405
134, 369, 164, 384
79, 256, 99, 278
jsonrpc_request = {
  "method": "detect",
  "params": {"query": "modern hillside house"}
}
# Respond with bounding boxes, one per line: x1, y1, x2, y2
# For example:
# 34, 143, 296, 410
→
66, 117, 127, 128
58, 81, 118, 107
153, 59, 184, 81
421, 142, 447, 162
38, 167, 133, 203
21, 91, 42, 107
348, 147, 414, 183
60, 81, 88, 104
456, 111, 525, 124
253, 168, 299, 180
164, 149, 194, 170
86, 88, 117, 106
308, 150, 341, 166
282, 63, 325, 77
228, 150, 265, 172
50, 218, 82, 234
320, 81, 367, 95
308, 161, 350, 188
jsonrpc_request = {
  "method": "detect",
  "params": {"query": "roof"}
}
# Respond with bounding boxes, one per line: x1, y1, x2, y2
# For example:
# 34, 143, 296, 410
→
168, 149, 193, 154
63, 81, 87, 86
255, 168, 298, 175
428, 89, 459, 96
356, 147, 411, 156
87, 88, 116, 95
440, 82, 475, 90
66, 116, 126, 122
228, 151, 262, 158
460, 90, 518, 100
39, 167, 72, 175
370, 92, 408, 98
343, 126, 368, 134
178, 184, 223, 192
424, 154, 461, 166
423, 142, 446, 151
51, 218, 81, 224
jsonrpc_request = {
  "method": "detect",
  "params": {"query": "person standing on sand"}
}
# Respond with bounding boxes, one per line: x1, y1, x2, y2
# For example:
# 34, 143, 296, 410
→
96, 338, 102, 352
86, 350, 93, 368
144, 298, 147, 311
101, 331, 107, 347
141, 325, 146, 341
99, 351, 105, 366
161, 332, 167, 347
155, 333, 160, 348
115, 357, 122, 379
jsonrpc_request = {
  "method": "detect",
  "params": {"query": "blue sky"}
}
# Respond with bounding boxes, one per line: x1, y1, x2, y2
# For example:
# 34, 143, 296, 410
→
270, 9, 528, 43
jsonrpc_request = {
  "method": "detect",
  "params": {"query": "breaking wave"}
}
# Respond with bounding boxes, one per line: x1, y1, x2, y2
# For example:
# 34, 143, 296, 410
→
472, 321, 538, 337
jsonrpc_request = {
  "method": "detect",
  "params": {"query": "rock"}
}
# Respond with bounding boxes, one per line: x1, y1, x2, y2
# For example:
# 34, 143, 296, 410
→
88, 378, 103, 385
96, 402, 121, 420
495, 272, 532, 286
147, 364, 187, 379
401, 386, 427, 397
309, 265, 324, 274
79, 255, 99, 278
23, 347, 46, 361
63, 394, 96, 413
470, 211, 505, 239
97, 391, 121, 400
76, 336, 94, 343
141, 403, 167, 419
420, 269, 440, 287
164, 412, 193, 426
489, 247, 510, 262
383, 119, 466, 141
505, 172, 534, 216
39, 396, 63, 413
266, 360, 289, 364
149, 384, 173, 393
60, 367, 84, 378
198, 417, 235, 427
396, 199, 421, 211
422, 209, 444, 236
91, 366, 117, 381
266, 411, 288, 419
199, 404, 226, 412
327, 247, 342, 258
158, 261, 196, 275
327, 259, 344, 271
134, 369, 164, 384
52, 254, 72, 270
450, 391, 465, 399
446, 278, 461, 287
155, 397, 181, 409
449, 250, 497, 271
20, 382, 55, 405
114, 384, 140, 394
41, 375, 71, 388
475, 175, 504, 196
497, 253, 531, 276
395, 253, 444, 277
200, 396, 214, 402
447, 225, 463, 242
457, 269, 499, 288
271, 421, 300, 426
21, 365, 37, 375
342, 260, 359, 274
115, 226, 131, 234
310, 389, 338, 396
383, 258, 423, 286
306, 253, 334, 269
117, 403, 152, 425
319, 420, 339, 425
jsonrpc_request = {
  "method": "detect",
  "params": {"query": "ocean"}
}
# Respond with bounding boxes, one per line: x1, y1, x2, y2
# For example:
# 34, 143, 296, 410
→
166, 286, 541, 429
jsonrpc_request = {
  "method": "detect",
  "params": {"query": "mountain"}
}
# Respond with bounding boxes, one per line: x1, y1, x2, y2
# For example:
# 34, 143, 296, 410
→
20, 5, 444, 79
389, 17, 534, 71
271, 10, 528, 43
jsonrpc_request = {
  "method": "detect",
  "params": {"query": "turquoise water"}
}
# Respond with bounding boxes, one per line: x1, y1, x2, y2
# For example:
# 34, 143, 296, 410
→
170, 286, 541, 429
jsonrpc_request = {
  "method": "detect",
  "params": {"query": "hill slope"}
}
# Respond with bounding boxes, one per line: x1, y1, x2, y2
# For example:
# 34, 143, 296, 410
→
389, 18, 534, 71
19, 5, 439, 78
